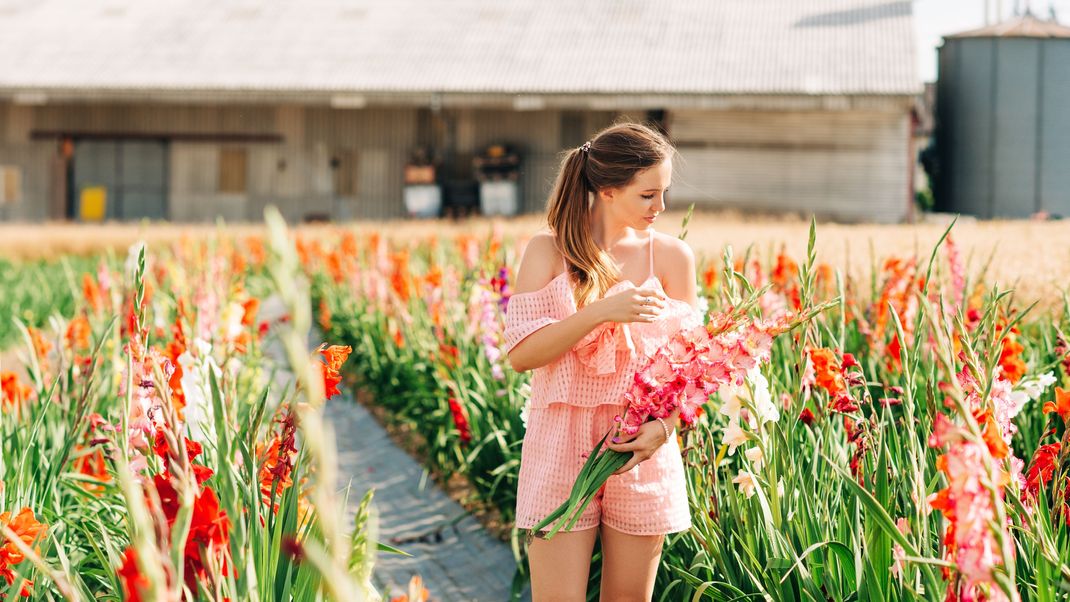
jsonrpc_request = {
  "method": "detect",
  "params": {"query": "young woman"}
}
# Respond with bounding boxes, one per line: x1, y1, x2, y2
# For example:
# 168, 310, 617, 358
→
503, 122, 703, 600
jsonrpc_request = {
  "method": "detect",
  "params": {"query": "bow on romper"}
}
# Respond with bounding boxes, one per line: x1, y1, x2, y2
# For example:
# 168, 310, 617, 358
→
503, 228, 700, 536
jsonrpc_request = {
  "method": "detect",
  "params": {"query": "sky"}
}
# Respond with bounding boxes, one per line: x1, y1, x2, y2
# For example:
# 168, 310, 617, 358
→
914, 0, 1070, 81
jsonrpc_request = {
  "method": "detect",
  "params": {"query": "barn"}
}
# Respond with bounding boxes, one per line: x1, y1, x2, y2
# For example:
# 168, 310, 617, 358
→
0, 0, 920, 223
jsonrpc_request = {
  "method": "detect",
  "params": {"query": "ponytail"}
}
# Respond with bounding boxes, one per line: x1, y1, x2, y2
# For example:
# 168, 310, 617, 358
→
546, 148, 621, 308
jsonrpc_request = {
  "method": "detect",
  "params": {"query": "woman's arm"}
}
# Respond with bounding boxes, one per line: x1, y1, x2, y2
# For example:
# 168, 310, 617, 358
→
506, 231, 671, 372
505, 232, 608, 373
508, 308, 607, 373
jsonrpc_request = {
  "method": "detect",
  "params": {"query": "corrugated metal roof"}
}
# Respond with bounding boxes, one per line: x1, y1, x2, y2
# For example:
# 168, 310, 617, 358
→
946, 14, 1070, 39
0, 0, 920, 98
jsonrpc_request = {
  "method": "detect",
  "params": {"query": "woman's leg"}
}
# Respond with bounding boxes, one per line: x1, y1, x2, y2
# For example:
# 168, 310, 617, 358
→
528, 526, 599, 601
597, 524, 663, 602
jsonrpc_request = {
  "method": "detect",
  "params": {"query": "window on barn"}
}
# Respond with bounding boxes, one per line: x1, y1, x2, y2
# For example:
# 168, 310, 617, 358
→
218, 148, 248, 193
0, 166, 21, 204
330, 150, 358, 197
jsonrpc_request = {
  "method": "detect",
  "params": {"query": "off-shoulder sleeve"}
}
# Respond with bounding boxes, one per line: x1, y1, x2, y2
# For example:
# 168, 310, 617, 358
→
502, 290, 561, 354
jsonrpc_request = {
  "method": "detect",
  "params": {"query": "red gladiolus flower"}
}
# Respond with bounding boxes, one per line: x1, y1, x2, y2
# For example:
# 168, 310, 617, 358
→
152, 429, 214, 486
829, 392, 860, 414
448, 397, 472, 445
886, 332, 903, 372
142, 475, 231, 593
116, 548, 153, 602
798, 408, 816, 426
1025, 443, 1062, 497
184, 486, 231, 587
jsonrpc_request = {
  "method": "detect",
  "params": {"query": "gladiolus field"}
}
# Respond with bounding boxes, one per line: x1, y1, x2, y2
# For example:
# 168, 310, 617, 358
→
2, 211, 1070, 601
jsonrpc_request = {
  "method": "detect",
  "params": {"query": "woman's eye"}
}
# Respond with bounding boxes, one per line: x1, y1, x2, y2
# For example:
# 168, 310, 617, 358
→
641, 194, 655, 200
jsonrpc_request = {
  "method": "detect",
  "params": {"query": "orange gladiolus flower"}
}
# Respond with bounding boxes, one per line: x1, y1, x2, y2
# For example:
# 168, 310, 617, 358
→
702, 263, 718, 290
326, 251, 346, 284
0, 507, 47, 595
424, 263, 443, 289
390, 575, 431, 602
82, 273, 104, 314
340, 231, 359, 257
1, 372, 33, 414
26, 327, 52, 371
977, 411, 1009, 460
257, 409, 298, 514
65, 315, 91, 352
315, 344, 352, 400
321, 344, 351, 373
245, 236, 266, 267
318, 299, 333, 333
808, 348, 846, 397
72, 444, 112, 494
390, 250, 412, 302
241, 298, 260, 327
1043, 386, 1070, 425
998, 334, 1026, 384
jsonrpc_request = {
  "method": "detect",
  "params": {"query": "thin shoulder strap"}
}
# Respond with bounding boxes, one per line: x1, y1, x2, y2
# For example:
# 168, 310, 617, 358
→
647, 228, 655, 280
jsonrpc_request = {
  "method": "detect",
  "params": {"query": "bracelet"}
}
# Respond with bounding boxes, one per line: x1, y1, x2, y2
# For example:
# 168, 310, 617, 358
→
655, 417, 673, 443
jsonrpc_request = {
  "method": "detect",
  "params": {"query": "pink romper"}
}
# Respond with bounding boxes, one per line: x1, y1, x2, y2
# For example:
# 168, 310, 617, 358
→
503, 228, 700, 536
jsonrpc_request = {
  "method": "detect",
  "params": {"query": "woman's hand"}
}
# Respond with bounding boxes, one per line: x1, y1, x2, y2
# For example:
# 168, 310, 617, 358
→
606, 420, 669, 475
596, 285, 668, 324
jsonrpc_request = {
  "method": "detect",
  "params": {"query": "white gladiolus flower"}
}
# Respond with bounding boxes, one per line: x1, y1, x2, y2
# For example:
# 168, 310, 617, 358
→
722, 420, 748, 455
745, 446, 765, 471
749, 371, 779, 425
220, 301, 245, 341
1020, 371, 1056, 401
179, 338, 222, 442
718, 384, 743, 421
732, 471, 757, 498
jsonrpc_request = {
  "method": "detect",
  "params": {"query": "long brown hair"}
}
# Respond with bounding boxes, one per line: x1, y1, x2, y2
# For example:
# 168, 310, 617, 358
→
546, 121, 674, 308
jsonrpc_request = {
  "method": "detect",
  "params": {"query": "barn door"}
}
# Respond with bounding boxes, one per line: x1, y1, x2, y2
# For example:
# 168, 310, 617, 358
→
72, 139, 168, 221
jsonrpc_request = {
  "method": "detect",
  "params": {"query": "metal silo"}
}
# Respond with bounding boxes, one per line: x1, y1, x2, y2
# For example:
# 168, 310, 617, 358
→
935, 14, 1070, 218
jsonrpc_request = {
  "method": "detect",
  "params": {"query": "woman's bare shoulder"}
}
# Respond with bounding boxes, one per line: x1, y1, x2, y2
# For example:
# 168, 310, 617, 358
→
513, 230, 565, 295
652, 230, 696, 268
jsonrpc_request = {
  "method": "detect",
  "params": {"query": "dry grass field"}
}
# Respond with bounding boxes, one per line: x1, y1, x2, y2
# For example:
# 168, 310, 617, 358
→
1, 210, 1066, 306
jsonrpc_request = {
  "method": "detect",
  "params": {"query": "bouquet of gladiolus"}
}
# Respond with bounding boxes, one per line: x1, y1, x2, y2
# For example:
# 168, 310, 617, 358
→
530, 302, 828, 541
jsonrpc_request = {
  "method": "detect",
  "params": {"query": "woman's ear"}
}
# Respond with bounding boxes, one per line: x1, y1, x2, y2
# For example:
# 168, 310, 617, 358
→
599, 186, 616, 204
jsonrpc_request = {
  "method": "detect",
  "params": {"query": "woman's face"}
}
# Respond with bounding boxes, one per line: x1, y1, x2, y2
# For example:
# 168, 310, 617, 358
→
600, 158, 672, 229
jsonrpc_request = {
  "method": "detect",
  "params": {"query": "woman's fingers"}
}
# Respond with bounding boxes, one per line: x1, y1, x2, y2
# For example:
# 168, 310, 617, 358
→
611, 452, 647, 475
